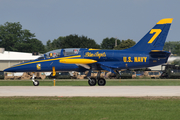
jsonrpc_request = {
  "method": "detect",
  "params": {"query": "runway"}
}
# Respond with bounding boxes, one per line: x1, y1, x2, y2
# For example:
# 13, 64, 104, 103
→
0, 86, 180, 97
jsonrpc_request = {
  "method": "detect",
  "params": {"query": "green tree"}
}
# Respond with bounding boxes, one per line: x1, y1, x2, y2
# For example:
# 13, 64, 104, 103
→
46, 37, 65, 51
101, 37, 121, 49
174, 43, 180, 56
47, 34, 100, 50
114, 39, 136, 50
0, 22, 45, 53
46, 40, 52, 51
61, 34, 82, 48
163, 41, 180, 54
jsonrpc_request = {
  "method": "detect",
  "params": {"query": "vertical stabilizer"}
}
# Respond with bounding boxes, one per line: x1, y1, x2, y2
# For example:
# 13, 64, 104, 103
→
127, 18, 173, 51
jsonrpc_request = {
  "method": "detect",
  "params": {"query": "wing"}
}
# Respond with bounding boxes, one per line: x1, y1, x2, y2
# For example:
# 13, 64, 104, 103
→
97, 62, 125, 73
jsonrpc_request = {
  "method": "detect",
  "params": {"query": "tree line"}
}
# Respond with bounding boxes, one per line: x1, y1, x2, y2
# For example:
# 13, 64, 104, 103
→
0, 22, 179, 55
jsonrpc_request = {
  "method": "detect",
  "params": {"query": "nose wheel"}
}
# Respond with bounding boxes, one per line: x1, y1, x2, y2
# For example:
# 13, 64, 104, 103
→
32, 73, 39, 86
33, 80, 39, 86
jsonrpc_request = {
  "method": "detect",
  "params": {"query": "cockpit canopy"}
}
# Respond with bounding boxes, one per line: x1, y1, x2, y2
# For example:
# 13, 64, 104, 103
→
37, 48, 82, 60
45, 48, 80, 58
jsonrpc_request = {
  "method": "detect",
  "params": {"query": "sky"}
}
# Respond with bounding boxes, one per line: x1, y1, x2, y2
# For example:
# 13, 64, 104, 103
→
0, 0, 179, 45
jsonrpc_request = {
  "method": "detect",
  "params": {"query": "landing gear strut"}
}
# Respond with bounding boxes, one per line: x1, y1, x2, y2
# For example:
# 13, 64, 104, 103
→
32, 73, 39, 86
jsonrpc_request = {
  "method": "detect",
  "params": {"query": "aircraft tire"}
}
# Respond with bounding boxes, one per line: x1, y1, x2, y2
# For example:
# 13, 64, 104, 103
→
88, 78, 96, 86
33, 80, 39, 86
98, 78, 106, 86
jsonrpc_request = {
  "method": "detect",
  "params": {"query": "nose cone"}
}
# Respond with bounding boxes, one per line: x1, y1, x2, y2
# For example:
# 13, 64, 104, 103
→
4, 62, 27, 72
4, 67, 13, 72
4, 66, 22, 72
4, 62, 37, 72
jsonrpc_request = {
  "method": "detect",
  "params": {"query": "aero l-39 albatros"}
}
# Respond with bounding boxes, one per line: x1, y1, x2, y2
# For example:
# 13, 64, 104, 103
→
4, 18, 173, 86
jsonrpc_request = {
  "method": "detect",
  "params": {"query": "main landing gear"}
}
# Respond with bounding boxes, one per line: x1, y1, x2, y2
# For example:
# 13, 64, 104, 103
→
87, 70, 106, 86
32, 73, 39, 86
88, 77, 106, 86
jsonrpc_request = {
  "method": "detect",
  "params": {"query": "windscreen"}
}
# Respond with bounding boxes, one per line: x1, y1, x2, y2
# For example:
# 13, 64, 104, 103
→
44, 48, 80, 58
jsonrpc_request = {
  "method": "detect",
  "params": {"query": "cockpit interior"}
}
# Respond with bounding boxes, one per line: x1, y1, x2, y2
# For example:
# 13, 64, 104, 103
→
37, 48, 81, 60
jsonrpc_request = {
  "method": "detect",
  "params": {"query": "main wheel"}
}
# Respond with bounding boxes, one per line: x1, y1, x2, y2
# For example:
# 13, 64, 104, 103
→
33, 80, 39, 86
88, 78, 96, 86
98, 78, 106, 86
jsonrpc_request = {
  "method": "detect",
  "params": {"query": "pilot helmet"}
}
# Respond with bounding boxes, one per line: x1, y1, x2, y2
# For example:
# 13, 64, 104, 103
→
49, 53, 53, 57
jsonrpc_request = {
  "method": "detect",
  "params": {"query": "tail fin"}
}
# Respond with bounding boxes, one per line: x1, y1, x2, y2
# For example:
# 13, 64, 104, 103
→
127, 18, 173, 51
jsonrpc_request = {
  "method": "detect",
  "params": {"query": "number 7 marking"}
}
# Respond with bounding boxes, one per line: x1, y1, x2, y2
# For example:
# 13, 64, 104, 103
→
148, 29, 162, 44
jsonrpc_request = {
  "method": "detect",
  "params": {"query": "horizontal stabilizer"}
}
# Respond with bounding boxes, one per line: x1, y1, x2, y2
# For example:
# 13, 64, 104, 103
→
149, 51, 170, 58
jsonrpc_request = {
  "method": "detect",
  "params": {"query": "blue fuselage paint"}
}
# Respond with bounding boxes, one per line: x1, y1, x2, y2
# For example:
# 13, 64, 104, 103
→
4, 49, 170, 72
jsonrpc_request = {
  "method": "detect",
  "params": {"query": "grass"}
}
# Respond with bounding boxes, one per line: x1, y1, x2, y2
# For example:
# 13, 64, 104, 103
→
0, 97, 180, 120
1, 80, 180, 120
1, 79, 180, 86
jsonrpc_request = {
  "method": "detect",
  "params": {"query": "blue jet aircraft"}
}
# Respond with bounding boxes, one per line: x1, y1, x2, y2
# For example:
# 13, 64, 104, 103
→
4, 18, 173, 86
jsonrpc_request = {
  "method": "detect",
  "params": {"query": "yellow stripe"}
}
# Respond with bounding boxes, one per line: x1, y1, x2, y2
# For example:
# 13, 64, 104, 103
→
12, 55, 81, 67
156, 18, 173, 24
89, 49, 100, 50
151, 50, 163, 52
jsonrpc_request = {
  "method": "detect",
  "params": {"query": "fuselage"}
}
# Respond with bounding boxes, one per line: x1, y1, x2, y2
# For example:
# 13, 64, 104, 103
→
4, 49, 170, 72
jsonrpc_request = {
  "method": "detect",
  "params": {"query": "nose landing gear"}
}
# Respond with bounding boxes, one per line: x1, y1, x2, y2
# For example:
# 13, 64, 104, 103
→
33, 80, 39, 86
32, 73, 39, 86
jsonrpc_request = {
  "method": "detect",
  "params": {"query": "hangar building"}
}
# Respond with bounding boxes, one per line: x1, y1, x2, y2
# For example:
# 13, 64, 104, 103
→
0, 48, 40, 71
